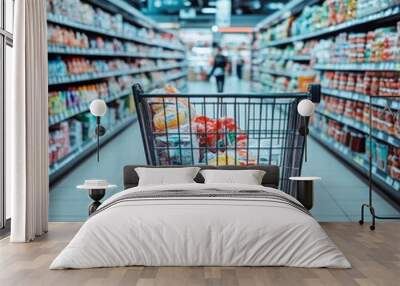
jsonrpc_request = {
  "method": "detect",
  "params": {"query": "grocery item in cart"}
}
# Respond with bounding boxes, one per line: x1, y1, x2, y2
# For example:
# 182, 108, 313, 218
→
154, 134, 200, 165
193, 116, 248, 151
149, 85, 194, 114
193, 116, 218, 150
153, 107, 187, 132
205, 150, 257, 166
150, 85, 196, 132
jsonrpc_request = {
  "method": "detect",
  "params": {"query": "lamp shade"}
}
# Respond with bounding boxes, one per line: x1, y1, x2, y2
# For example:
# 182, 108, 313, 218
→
90, 99, 107, 117
297, 99, 315, 117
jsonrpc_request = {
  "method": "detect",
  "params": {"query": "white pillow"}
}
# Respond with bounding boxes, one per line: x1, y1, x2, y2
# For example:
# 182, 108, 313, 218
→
135, 167, 200, 186
200, 169, 266, 185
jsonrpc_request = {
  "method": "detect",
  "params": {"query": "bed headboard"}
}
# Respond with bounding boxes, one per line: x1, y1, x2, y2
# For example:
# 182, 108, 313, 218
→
123, 165, 280, 189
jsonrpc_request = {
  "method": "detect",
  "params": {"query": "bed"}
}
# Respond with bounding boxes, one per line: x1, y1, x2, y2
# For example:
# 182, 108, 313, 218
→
50, 165, 350, 269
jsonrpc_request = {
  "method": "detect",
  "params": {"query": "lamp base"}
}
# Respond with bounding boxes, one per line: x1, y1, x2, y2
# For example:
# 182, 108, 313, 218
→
298, 126, 309, 136
88, 189, 106, 215
95, 125, 106, 136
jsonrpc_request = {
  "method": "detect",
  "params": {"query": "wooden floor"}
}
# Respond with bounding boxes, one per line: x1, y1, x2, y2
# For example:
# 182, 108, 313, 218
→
0, 222, 399, 286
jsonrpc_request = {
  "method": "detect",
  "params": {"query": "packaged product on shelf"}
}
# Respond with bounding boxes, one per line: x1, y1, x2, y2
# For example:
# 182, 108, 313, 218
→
314, 23, 400, 65
48, 25, 89, 49
68, 119, 83, 149
322, 71, 400, 97
388, 146, 400, 180
48, 82, 108, 116
76, 113, 97, 142
311, 115, 400, 183
321, 93, 399, 138
47, 0, 123, 33
48, 57, 142, 78
48, 56, 68, 77
367, 138, 389, 171
356, 0, 399, 18
48, 121, 72, 165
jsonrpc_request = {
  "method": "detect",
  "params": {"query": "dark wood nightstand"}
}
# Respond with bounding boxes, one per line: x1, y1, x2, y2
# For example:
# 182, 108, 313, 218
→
77, 181, 117, 215
289, 177, 321, 210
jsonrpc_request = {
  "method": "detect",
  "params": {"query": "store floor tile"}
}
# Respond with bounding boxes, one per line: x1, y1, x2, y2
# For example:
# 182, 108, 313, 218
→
49, 78, 400, 222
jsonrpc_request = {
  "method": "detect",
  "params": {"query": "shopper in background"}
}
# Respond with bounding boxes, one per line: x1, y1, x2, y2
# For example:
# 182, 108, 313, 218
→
208, 46, 228, 93
236, 55, 244, 80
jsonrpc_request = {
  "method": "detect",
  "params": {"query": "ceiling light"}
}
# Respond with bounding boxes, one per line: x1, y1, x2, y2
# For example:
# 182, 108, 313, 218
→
202, 7, 217, 13
267, 3, 284, 10
154, 0, 161, 8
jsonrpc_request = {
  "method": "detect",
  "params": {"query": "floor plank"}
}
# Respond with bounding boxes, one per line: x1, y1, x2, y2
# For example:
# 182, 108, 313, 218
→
1, 222, 399, 286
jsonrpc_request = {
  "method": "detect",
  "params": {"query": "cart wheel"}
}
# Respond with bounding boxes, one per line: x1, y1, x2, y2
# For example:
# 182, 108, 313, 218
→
370, 225, 375, 231
358, 220, 364, 225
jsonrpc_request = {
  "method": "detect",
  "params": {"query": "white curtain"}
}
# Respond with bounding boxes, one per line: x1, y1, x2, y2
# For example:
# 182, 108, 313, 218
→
9, 0, 49, 242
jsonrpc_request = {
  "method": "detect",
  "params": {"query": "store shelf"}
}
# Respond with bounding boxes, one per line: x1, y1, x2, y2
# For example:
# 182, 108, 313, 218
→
49, 115, 137, 183
256, 0, 320, 31
48, 63, 187, 86
48, 90, 131, 126
48, 73, 187, 126
260, 69, 312, 78
315, 109, 400, 147
322, 87, 400, 109
47, 14, 185, 52
260, 69, 295, 78
310, 128, 400, 203
261, 4, 400, 48
164, 71, 188, 82
48, 46, 185, 59
261, 54, 311, 61
314, 62, 400, 71
284, 55, 311, 61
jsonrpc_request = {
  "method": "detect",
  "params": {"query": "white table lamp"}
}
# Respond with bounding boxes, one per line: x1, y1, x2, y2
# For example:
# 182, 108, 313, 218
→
90, 99, 107, 162
297, 99, 316, 162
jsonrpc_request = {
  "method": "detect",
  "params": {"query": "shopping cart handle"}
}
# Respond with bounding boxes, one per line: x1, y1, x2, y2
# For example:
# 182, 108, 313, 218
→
308, 84, 321, 103
132, 83, 144, 102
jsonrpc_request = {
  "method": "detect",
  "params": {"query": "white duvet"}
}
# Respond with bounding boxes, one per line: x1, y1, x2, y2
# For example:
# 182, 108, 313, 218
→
50, 183, 351, 269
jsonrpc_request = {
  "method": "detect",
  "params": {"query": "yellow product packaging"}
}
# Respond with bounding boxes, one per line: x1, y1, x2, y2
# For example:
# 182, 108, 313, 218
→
153, 107, 186, 132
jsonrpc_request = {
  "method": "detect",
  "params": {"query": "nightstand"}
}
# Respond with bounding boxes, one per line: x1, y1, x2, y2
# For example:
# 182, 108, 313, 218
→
77, 180, 117, 215
289, 177, 321, 210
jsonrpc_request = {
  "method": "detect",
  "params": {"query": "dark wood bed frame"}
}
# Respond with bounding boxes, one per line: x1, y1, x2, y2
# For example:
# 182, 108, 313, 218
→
123, 165, 313, 209
123, 165, 280, 189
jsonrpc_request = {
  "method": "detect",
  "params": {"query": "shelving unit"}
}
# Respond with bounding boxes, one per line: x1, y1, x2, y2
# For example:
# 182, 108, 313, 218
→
310, 128, 400, 200
257, 3, 400, 48
260, 69, 308, 78
252, 0, 400, 205
322, 87, 400, 109
315, 109, 400, 147
48, 46, 185, 59
49, 116, 137, 182
48, 63, 188, 86
314, 62, 400, 71
47, 0, 188, 183
47, 14, 185, 51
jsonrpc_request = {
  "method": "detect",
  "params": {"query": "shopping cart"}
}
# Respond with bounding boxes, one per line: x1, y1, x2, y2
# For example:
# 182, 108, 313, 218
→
132, 83, 320, 195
